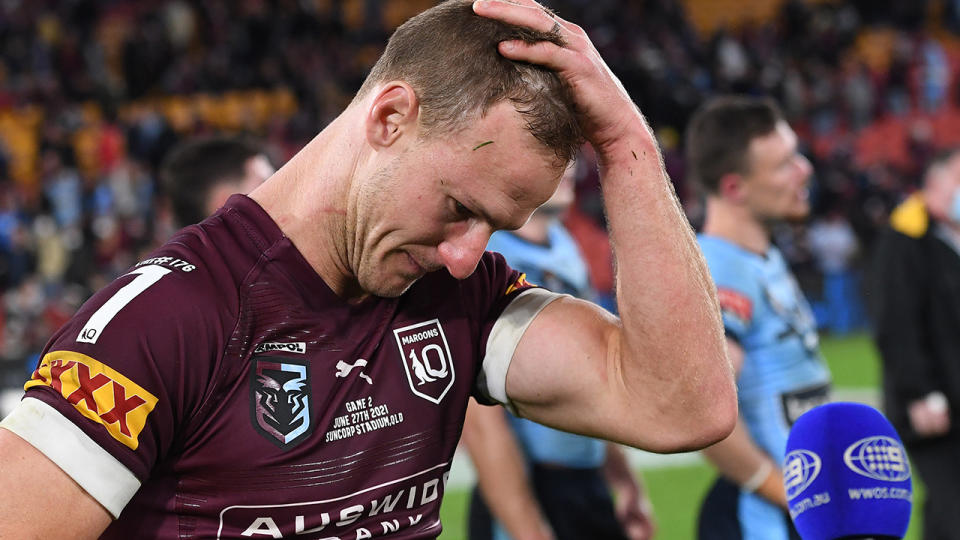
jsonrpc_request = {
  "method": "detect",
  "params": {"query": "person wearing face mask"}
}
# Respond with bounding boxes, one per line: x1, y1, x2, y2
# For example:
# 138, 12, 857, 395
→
872, 147, 960, 540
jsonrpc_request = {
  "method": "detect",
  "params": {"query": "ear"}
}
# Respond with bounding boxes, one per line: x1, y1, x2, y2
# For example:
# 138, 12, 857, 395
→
364, 82, 420, 150
717, 172, 746, 203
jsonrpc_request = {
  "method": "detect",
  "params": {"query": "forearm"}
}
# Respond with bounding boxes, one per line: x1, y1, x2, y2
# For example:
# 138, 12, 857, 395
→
461, 402, 553, 540
603, 443, 647, 515
701, 418, 787, 509
875, 288, 935, 399
604, 443, 656, 540
471, 0, 734, 452
602, 443, 640, 495
599, 122, 734, 449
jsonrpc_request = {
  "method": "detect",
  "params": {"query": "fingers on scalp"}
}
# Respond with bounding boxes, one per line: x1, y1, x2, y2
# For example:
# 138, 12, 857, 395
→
531, 4, 580, 44
499, 39, 566, 68
475, 0, 559, 34
536, 4, 567, 35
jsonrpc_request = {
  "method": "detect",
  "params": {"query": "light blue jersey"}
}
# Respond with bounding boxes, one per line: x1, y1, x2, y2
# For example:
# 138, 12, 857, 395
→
487, 222, 607, 468
486, 222, 608, 540
698, 235, 832, 540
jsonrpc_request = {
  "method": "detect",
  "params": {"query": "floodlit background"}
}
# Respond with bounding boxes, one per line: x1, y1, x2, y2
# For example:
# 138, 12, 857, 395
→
0, 0, 952, 538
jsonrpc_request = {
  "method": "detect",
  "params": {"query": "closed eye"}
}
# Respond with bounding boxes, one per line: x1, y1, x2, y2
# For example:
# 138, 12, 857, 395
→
450, 198, 474, 220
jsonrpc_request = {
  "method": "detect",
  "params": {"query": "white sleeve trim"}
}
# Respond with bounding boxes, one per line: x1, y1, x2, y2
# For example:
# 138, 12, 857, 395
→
0, 397, 141, 518
482, 288, 565, 407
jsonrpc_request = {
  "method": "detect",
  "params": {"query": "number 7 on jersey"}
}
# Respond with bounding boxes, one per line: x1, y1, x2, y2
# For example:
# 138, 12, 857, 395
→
77, 265, 172, 344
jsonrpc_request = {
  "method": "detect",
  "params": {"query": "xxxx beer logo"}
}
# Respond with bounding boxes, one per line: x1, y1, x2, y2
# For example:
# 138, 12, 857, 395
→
25, 351, 158, 450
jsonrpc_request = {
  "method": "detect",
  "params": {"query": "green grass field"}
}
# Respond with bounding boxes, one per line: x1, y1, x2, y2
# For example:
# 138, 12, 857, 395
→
436, 333, 925, 539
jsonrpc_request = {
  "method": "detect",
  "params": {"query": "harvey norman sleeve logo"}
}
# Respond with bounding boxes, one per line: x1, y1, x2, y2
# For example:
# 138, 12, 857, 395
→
25, 351, 158, 450
394, 320, 454, 404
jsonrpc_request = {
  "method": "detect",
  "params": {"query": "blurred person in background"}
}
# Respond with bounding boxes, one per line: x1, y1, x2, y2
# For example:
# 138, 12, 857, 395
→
463, 164, 655, 540
806, 209, 862, 334
686, 96, 832, 540
872, 147, 960, 540
160, 135, 275, 228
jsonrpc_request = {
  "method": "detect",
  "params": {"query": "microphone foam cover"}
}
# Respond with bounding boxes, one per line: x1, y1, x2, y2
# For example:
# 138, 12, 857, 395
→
783, 402, 912, 540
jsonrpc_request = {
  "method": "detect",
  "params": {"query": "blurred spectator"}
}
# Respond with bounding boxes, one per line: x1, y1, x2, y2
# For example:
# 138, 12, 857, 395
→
807, 211, 862, 334
871, 148, 960, 540
919, 34, 950, 112
0, 186, 32, 290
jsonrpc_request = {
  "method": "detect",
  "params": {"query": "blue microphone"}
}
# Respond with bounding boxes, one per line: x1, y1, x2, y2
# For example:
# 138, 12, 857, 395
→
783, 402, 912, 540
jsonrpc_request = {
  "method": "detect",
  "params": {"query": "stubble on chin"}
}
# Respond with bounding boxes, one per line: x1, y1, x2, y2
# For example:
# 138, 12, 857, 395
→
356, 267, 415, 298
367, 281, 415, 299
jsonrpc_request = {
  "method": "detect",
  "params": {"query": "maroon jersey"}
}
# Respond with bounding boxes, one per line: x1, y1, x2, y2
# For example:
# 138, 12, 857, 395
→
2, 195, 559, 539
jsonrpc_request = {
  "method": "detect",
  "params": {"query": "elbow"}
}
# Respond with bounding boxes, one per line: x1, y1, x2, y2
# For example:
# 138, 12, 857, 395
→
657, 404, 736, 454
687, 392, 738, 450
654, 400, 737, 454
645, 374, 738, 454
689, 368, 738, 450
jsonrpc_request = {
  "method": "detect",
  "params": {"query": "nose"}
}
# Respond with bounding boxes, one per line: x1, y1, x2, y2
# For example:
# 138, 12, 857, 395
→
437, 223, 491, 280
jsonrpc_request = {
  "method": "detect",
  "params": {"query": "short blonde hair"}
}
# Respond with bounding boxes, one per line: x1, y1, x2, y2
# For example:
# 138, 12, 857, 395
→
357, 0, 582, 163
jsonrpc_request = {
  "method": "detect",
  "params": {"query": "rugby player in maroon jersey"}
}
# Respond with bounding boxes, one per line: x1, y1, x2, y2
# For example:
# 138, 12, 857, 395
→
0, 1, 736, 538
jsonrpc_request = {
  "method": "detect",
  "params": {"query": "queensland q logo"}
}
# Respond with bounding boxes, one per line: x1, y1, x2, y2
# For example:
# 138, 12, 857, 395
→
843, 436, 911, 482
783, 449, 822, 500
394, 319, 455, 404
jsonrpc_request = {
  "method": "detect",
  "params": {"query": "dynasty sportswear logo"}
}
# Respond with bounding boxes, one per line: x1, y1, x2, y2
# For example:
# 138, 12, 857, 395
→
25, 351, 158, 449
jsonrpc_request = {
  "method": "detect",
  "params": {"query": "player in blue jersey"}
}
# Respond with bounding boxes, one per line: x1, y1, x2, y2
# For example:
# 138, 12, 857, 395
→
685, 96, 832, 540
463, 165, 654, 540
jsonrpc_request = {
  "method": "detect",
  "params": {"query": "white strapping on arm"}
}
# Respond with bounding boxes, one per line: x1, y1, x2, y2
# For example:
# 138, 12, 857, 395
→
481, 288, 565, 411
0, 397, 141, 518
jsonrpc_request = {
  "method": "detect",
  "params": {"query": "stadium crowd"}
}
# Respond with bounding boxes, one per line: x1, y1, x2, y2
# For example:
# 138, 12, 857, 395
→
0, 0, 958, 395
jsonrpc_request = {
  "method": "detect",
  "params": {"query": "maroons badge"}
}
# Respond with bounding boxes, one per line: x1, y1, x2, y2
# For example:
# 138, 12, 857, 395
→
393, 319, 455, 404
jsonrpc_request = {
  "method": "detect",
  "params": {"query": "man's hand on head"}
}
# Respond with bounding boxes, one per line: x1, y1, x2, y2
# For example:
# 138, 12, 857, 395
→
472, 0, 643, 157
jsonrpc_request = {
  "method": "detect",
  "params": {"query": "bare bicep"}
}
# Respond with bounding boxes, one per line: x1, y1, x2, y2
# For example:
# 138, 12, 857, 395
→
505, 296, 621, 429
